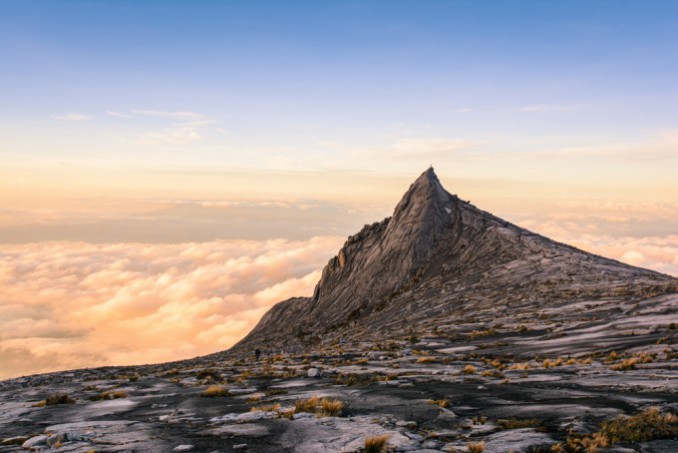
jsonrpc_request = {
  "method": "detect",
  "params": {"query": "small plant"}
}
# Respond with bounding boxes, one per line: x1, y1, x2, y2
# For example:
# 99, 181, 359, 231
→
196, 368, 220, 380
427, 399, 450, 408
543, 358, 563, 368
462, 365, 477, 374
265, 388, 288, 396
551, 432, 609, 452
200, 385, 230, 397
294, 395, 320, 413
364, 434, 390, 453
40, 393, 75, 407
319, 398, 344, 417
90, 390, 127, 401
611, 358, 637, 371
416, 356, 439, 364
467, 441, 485, 453
600, 407, 678, 442
278, 408, 295, 419
498, 418, 540, 429
508, 362, 531, 370
250, 403, 281, 412
293, 396, 344, 417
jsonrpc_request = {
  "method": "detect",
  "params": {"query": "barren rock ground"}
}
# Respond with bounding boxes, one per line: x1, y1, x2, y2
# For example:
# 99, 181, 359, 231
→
1, 169, 676, 452
1, 322, 676, 452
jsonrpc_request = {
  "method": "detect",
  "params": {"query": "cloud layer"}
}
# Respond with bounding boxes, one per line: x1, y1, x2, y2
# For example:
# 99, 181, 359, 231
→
0, 237, 343, 379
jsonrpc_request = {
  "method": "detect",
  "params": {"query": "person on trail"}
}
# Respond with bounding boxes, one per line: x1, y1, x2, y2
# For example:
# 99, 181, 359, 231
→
254, 348, 261, 361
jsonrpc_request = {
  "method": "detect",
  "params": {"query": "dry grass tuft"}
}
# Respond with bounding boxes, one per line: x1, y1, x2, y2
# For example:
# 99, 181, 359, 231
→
250, 403, 281, 412
498, 418, 540, 429
294, 395, 320, 413
462, 365, 477, 374
200, 385, 230, 398
319, 398, 344, 417
45, 393, 76, 405
293, 396, 344, 417
364, 434, 390, 453
600, 407, 678, 442
467, 441, 485, 453
91, 390, 128, 401
416, 356, 439, 364
427, 399, 450, 408
543, 358, 564, 368
611, 358, 637, 371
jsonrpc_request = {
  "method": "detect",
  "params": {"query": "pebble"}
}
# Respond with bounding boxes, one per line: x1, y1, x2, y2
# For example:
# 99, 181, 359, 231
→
173, 445, 195, 452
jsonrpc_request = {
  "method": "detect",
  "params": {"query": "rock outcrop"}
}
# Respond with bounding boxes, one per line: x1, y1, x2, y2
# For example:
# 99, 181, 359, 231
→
232, 168, 677, 353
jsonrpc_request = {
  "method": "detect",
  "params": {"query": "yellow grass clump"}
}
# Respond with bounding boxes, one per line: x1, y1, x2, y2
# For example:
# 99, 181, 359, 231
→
200, 385, 230, 398
364, 434, 390, 453
462, 365, 477, 374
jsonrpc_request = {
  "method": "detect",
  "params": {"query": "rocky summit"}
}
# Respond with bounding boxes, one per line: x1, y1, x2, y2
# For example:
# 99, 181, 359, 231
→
1, 169, 677, 453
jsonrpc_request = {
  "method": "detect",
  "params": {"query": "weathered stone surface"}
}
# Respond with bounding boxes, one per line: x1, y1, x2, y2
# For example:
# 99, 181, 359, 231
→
231, 168, 676, 354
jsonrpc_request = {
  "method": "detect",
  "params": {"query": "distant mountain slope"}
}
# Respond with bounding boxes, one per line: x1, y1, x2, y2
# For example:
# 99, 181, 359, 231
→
232, 168, 676, 353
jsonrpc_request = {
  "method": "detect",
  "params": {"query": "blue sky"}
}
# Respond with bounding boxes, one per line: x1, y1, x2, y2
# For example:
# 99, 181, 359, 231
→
1, 1, 677, 209
2, 0, 678, 158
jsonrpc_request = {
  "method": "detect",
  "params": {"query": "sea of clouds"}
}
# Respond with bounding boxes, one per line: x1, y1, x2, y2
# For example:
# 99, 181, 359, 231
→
0, 237, 343, 379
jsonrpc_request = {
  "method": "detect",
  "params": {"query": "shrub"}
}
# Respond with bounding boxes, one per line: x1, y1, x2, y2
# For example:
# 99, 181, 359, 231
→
364, 434, 390, 453
611, 358, 637, 371
45, 393, 76, 405
498, 418, 540, 429
417, 356, 439, 364
335, 372, 377, 386
250, 403, 281, 412
427, 399, 450, 408
265, 388, 288, 396
600, 407, 678, 443
196, 368, 220, 380
293, 396, 344, 417
200, 385, 230, 398
543, 358, 563, 368
90, 390, 127, 401
467, 442, 485, 453
508, 362, 530, 370
294, 395, 320, 413
462, 365, 477, 374
319, 398, 344, 417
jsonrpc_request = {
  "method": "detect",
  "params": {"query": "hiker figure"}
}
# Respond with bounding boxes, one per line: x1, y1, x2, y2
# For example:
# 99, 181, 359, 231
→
254, 348, 261, 361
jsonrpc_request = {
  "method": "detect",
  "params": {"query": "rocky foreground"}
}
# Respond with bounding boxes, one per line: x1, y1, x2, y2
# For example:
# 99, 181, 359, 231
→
1, 306, 677, 452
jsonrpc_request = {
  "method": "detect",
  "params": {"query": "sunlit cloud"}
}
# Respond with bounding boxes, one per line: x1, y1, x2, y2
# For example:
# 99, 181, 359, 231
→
360, 138, 486, 161
517, 104, 583, 112
52, 113, 91, 121
0, 237, 344, 379
130, 109, 204, 119
106, 110, 132, 118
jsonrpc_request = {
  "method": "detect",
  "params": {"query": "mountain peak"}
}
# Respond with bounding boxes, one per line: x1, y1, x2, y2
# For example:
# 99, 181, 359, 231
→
231, 170, 675, 353
391, 167, 454, 225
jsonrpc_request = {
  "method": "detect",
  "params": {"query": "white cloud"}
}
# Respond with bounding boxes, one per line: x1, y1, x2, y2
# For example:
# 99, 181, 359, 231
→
364, 138, 486, 160
518, 104, 582, 112
0, 237, 344, 379
130, 109, 204, 119
106, 110, 132, 118
52, 113, 90, 121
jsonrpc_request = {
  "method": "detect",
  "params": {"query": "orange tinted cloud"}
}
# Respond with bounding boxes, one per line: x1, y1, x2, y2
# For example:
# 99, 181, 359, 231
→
0, 237, 343, 379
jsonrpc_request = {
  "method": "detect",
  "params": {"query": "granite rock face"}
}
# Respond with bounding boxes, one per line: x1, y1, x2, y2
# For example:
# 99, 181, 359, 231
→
232, 168, 676, 353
